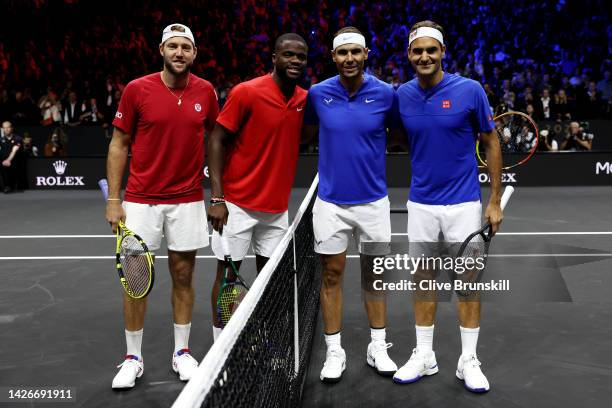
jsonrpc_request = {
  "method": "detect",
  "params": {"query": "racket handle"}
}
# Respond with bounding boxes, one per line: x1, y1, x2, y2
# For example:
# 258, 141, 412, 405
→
98, 178, 109, 201
220, 234, 231, 257
500, 186, 515, 211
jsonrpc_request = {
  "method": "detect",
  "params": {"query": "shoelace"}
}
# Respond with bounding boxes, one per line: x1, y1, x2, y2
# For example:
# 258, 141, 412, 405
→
404, 348, 429, 366
117, 357, 142, 369
371, 342, 393, 357
465, 355, 482, 368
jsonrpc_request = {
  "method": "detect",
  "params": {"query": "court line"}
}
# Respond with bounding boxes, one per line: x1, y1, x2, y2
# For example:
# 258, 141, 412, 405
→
1, 254, 612, 261
1, 231, 612, 239
393, 232, 612, 236
0, 235, 115, 238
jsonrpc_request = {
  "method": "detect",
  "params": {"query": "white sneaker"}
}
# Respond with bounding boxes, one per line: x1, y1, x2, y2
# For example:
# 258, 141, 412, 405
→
112, 355, 143, 389
456, 354, 490, 393
366, 341, 398, 376
172, 348, 198, 381
393, 348, 438, 384
320, 347, 346, 383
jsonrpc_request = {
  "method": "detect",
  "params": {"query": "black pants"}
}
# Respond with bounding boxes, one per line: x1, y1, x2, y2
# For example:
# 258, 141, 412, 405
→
0, 163, 18, 191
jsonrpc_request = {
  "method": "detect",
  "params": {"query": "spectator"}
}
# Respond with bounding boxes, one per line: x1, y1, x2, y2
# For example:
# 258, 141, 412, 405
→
581, 81, 603, 118
62, 91, 84, 126
0, 0, 609, 124
560, 121, 593, 151
537, 129, 558, 152
535, 88, 554, 120
21, 133, 39, 157
80, 97, 106, 126
596, 70, 611, 102
483, 83, 498, 110
554, 89, 573, 120
502, 91, 516, 111
11, 90, 38, 125
518, 86, 535, 111
0, 121, 22, 193
43, 129, 67, 157
106, 90, 122, 129
39, 91, 62, 126
525, 103, 538, 121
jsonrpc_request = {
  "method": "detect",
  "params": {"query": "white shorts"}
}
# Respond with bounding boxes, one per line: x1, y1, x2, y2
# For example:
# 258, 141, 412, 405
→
123, 201, 209, 252
406, 200, 481, 242
211, 201, 288, 261
312, 196, 391, 255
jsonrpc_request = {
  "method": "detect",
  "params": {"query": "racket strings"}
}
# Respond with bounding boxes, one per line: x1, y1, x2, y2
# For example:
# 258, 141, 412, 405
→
218, 283, 247, 326
455, 234, 490, 280
497, 116, 537, 154
461, 236, 488, 260
120, 235, 151, 296
453, 236, 490, 298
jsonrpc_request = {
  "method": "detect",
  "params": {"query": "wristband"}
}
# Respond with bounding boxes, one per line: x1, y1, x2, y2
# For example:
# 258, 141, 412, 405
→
107, 198, 122, 201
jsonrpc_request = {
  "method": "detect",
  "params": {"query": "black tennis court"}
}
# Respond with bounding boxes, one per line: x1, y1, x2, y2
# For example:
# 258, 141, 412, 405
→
1, 186, 611, 407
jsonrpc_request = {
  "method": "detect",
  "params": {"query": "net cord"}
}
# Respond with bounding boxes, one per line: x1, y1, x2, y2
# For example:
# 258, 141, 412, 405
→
172, 174, 319, 408
293, 228, 299, 376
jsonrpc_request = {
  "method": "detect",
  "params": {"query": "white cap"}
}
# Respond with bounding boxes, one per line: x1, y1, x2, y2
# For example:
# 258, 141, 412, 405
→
161, 23, 195, 46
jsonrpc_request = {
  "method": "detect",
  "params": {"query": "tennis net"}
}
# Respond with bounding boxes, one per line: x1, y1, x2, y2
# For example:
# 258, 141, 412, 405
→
173, 176, 321, 408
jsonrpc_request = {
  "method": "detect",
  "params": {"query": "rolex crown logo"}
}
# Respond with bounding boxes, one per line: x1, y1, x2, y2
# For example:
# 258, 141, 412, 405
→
53, 160, 68, 175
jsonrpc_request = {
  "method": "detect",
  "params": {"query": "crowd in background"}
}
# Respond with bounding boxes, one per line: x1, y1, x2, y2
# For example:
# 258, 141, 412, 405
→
0, 0, 610, 150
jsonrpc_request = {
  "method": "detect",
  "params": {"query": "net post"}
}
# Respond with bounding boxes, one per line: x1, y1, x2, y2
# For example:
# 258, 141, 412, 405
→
293, 229, 299, 377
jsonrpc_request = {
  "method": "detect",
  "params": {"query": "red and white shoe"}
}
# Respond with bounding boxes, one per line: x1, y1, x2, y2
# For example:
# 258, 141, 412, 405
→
172, 348, 198, 381
112, 355, 143, 389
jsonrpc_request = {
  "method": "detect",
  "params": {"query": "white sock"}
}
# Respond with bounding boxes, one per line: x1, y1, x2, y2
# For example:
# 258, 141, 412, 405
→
125, 328, 143, 358
213, 325, 223, 342
460, 326, 480, 357
325, 332, 342, 350
174, 323, 191, 353
370, 327, 386, 343
415, 324, 434, 352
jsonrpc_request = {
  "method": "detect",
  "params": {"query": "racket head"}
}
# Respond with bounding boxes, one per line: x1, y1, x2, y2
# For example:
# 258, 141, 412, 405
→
477, 111, 539, 170
216, 279, 249, 327
453, 224, 492, 298
115, 221, 155, 299
215, 235, 250, 327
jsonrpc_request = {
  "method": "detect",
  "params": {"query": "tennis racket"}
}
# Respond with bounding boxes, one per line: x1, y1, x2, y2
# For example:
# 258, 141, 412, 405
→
99, 178, 155, 299
476, 111, 539, 170
454, 186, 515, 297
216, 235, 249, 328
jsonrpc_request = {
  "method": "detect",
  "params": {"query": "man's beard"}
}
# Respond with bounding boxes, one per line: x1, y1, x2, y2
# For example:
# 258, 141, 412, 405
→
275, 65, 301, 83
163, 56, 192, 76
